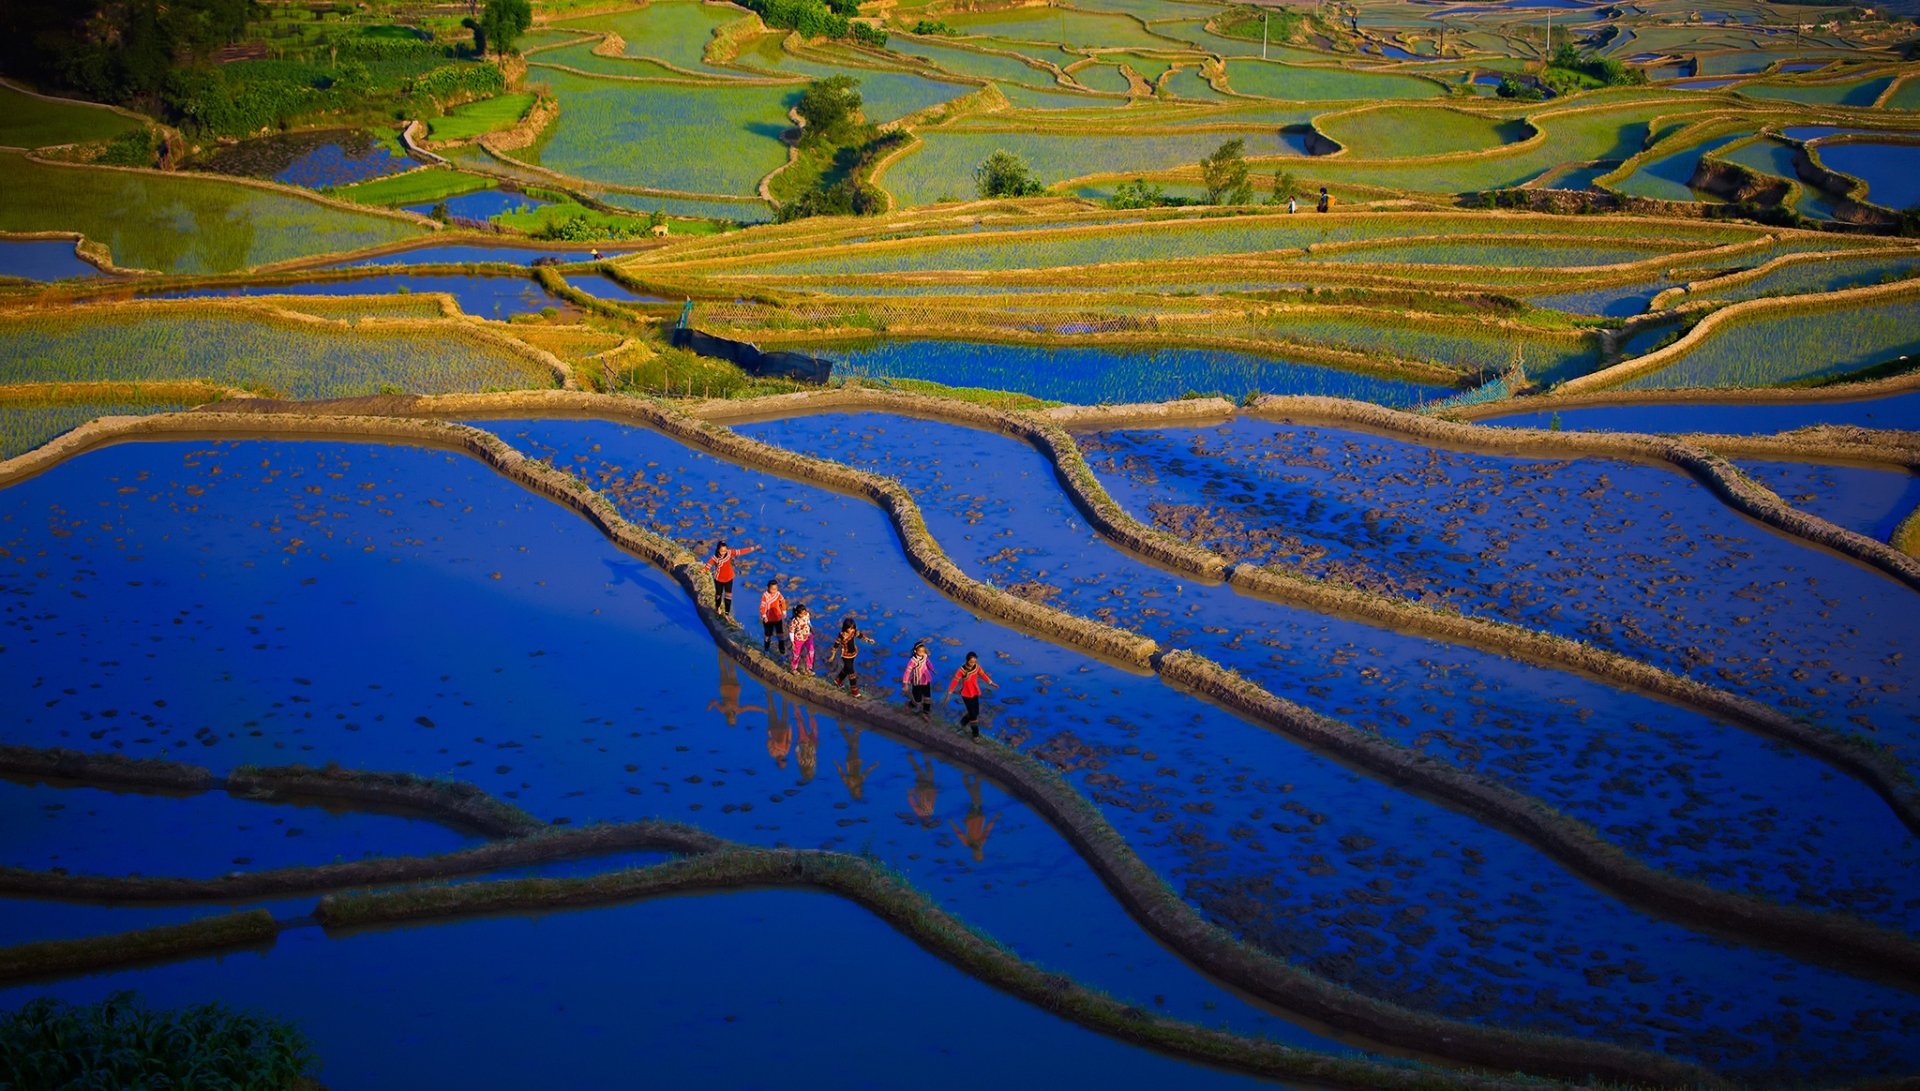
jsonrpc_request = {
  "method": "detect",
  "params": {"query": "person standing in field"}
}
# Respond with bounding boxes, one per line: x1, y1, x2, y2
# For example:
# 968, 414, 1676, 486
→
788, 604, 815, 674
1316, 186, 1331, 213
829, 617, 874, 698
1286, 195, 1297, 214
703, 540, 758, 620
900, 641, 935, 716
944, 651, 999, 739
758, 578, 789, 656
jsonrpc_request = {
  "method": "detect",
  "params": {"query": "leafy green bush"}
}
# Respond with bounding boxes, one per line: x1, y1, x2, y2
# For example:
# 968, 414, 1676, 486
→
1200, 138, 1253, 205
0, 992, 318, 1087
911, 19, 956, 34
97, 127, 157, 167
409, 62, 507, 103
1104, 178, 1190, 209
974, 149, 1044, 198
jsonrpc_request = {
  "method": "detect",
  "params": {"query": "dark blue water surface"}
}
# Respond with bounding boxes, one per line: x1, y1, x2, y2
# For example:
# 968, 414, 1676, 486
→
150, 273, 560, 320
1479, 389, 1920, 433
1736, 461, 1920, 542
0, 890, 1290, 1090
822, 341, 1454, 406
1819, 142, 1920, 211
1528, 277, 1673, 317
566, 273, 667, 303
0, 238, 103, 281
0, 438, 1333, 1058
402, 188, 553, 221
736, 411, 1920, 927
480, 417, 1920, 1079
274, 142, 415, 189
0, 780, 475, 877
1079, 419, 1920, 771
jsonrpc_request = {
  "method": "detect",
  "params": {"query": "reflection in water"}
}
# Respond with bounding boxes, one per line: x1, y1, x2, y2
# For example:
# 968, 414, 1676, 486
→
795, 705, 818, 785
837, 724, 879, 802
953, 773, 996, 863
908, 752, 938, 826
709, 651, 765, 727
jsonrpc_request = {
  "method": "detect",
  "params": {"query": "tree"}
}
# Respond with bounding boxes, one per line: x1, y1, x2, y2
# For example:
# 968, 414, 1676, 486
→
974, 150, 1044, 198
472, 0, 532, 56
795, 75, 865, 147
1105, 178, 1168, 210
1269, 169, 1302, 204
1200, 138, 1253, 205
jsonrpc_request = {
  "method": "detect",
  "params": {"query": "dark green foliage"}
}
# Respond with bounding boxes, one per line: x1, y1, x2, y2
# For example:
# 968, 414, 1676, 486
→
777, 130, 903, 222
1496, 75, 1545, 101
469, 0, 532, 57
911, 19, 956, 34
1542, 43, 1646, 94
1268, 169, 1303, 204
795, 75, 864, 147
97, 127, 158, 167
0, 991, 317, 1087
736, 0, 886, 44
0, 0, 253, 103
974, 149, 1045, 198
1200, 138, 1253, 205
1104, 178, 1190, 209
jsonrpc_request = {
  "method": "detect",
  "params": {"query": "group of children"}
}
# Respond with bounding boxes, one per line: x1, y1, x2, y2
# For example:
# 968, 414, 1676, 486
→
705, 540, 1000, 738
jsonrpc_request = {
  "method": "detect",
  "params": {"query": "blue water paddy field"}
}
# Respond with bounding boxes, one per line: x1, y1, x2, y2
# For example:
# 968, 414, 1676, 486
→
5, 0, 1920, 1083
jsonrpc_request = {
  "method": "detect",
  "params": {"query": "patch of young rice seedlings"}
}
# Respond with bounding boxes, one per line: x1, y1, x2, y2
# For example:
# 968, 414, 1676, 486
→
526, 70, 797, 196
1739, 76, 1896, 107
0, 311, 555, 399
427, 93, 540, 142
1691, 251, 1920, 304
1303, 239, 1683, 268
1316, 107, 1532, 158
939, 7, 1173, 50
1619, 293, 1920, 390
0, 403, 193, 459
1220, 59, 1447, 101
0, 84, 144, 148
529, 41, 706, 80
1249, 312, 1600, 382
0, 152, 426, 274
556, 2, 752, 75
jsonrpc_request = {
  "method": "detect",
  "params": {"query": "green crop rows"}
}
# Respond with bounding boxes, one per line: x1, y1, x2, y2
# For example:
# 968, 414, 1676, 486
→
1621, 292, 1920, 389
0, 153, 424, 273
0, 311, 554, 398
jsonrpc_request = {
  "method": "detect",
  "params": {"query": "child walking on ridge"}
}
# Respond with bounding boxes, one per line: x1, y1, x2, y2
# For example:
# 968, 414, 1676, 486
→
788, 604, 815, 674
703, 540, 758, 619
829, 617, 875, 698
759, 578, 789, 656
900, 641, 935, 716
945, 651, 998, 739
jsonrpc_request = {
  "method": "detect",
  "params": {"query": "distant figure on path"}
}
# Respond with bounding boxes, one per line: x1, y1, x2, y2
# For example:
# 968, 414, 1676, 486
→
900, 641, 935, 716
788, 604, 816, 674
759, 578, 789, 655
945, 651, 999, 739
1287, 195, 1297, 214
830, 617, 875, 697
703, 540, 758, 619
1316, 186, 1331, 213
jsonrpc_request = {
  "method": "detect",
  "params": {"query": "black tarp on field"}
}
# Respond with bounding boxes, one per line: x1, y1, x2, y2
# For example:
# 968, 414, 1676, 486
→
670, 327, 832, 384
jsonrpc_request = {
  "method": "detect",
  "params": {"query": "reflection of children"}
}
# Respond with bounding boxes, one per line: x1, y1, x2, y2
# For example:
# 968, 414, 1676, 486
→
703, 540, 758, 619
951, 772, 995, 863
836, 723, 878, 802
944, 651, 999, 739
766, 699, 792, 769
707, 651, 765, 726
788, 604, 815, 674
795, 706, 818, 784
900, 642, 934, 716
907, 751, 938, 826
829, 617, 875, 698
758, 578, 789, 656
